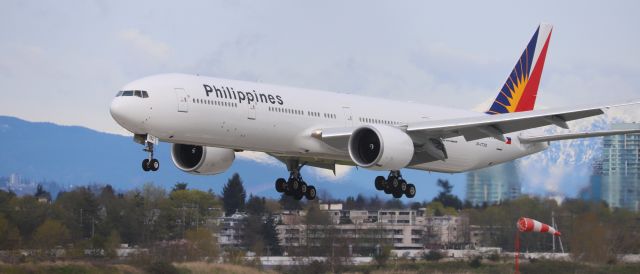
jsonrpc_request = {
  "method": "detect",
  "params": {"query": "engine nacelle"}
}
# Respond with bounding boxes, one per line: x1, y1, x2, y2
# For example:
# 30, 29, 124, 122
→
171, 144, 235, 175
348, 125, 414, 170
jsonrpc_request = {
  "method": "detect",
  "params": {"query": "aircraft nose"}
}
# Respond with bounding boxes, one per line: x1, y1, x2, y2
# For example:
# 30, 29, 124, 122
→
110, 97, 147, 134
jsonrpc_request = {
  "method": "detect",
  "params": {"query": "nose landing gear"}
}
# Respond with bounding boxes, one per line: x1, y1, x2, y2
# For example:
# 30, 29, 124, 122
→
137, 134, 159, 172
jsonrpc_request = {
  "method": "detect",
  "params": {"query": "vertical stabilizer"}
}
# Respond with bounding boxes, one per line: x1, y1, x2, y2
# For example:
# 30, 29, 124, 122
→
486, 24, 553, 114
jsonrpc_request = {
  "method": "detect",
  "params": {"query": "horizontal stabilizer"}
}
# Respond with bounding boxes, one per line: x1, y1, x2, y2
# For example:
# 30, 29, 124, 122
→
519, 128, 640, 144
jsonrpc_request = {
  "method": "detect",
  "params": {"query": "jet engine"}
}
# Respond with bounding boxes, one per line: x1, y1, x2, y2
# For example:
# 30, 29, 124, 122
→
348, 125, 414, 170
171, 144, 235, 175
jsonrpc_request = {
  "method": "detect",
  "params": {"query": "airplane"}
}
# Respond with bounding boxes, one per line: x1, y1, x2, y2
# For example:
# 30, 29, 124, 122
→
110, 23, 640, 201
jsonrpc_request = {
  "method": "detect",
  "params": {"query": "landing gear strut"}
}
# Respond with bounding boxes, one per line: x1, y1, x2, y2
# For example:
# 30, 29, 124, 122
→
274, 160, 317, 200
374, 170, 416, 199
138, 134, 159, 172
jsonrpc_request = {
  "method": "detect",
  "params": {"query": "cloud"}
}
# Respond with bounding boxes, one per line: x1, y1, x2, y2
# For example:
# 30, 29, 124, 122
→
235, 151, 282, 166
117, 29, 170, 60
309, 164, 353, 182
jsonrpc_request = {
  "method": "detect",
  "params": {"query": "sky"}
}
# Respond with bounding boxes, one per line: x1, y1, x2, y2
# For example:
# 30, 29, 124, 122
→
1, 1, 639, 199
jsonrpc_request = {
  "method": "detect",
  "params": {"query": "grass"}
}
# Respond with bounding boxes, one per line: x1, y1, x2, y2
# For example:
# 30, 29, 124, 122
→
343, 259, 640, 274
0, 261, 143, 274
175, 262, 277, 274
1, 259, 639, 274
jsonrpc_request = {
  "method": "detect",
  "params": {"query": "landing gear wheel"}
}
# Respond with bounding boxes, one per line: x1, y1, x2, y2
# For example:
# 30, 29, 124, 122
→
392, 190, 403, 199
140, 135, 159, 172
388, 176, 399, 189
289, 178, 301, 195
300, 182, 308, 197
383, 183, 392, 194
375, 176, 385, 191
399, 179, 408, 193
305, 186, 317, 200
382, 171, 415, 199
275, 178, 287, 193
150, 159, 159, 171
405, 184, 416, 198
142, 159, 150, 172
294, 183, 306, 201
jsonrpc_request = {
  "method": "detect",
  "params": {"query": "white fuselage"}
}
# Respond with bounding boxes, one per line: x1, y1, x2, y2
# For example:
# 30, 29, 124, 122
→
110, 73, 548, 173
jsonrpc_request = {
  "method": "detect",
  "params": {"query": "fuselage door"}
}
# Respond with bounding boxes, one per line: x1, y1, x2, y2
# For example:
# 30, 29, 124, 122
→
175, 88, 188, 112
342, 106, 353, 126
248, 103, 256, 120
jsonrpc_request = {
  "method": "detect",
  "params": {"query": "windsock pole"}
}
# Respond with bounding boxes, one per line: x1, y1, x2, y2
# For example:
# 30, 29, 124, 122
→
515, 230, 520, 274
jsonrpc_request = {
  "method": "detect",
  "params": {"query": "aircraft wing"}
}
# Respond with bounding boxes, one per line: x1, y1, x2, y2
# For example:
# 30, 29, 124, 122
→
405, 100, 639, 142
315, 100, 639, 149
518, 128, 640, 144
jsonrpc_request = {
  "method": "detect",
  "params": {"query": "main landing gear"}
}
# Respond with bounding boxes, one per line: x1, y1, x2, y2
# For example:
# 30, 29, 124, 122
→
139, 135, 159, 172
374, 170, 416, 199
274, 160, 317, 200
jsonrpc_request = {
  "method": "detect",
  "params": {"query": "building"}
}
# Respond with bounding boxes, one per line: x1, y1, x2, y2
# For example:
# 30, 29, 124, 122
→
275, 206, 469, 255
589, 123, 640, 211
216, 212, 248, 248
466, 161, 522, 206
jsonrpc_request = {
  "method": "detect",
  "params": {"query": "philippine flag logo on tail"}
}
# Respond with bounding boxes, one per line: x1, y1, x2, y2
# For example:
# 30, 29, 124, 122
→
486, 24, 553, 115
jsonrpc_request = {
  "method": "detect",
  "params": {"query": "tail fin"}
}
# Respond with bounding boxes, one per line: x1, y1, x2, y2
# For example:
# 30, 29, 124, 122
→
486, 24, 553, 114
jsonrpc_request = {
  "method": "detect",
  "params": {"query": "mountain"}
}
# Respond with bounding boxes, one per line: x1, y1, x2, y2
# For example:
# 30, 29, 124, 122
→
0, 116, 464, 200
516, 116, 612, 197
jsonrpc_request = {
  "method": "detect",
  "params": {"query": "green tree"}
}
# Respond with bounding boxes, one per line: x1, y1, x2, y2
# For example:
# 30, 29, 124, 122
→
243, 215, 265, 255
8, 195, 49, 243
432, 179, 462, 210
32, 219, 70, 256
185, 228, 218, 260
263, 215, 283, 256
279, 193, 303, 210
52, 187, 99, 241
383, 199, 404, 209
0, 214, 20, 249
34, 184, 51, 201
104, 230, 121, 258
569, 212, 611, 263
172, 182, 188, 192
367, 196, 383, 210
246, 195, 267, 216
354, 194, 367, 209
344, 196, 356, 210
222, 173, 246, 216
373, 244, 392, 268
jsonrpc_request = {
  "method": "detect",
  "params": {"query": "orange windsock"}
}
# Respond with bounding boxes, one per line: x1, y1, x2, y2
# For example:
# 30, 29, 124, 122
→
517, 217, 561, 236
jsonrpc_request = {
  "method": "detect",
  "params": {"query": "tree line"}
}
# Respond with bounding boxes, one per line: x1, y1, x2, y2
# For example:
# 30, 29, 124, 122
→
0, 173, 638, 265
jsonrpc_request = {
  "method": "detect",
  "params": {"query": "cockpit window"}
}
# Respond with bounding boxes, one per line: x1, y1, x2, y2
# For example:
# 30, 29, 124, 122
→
116, 90, 149, 98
